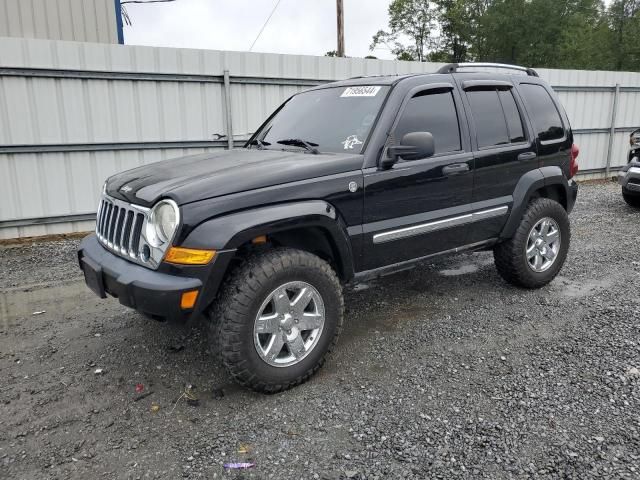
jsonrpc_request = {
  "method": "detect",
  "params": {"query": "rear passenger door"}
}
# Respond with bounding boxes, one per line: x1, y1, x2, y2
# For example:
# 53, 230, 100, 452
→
457, 78, 538, 243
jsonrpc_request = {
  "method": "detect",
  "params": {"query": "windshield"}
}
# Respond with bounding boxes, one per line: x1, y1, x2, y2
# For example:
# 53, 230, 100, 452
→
254, 86, 389, 154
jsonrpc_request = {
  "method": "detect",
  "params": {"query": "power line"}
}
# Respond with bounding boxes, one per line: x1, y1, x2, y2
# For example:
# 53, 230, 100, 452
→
249, 0, 283, 52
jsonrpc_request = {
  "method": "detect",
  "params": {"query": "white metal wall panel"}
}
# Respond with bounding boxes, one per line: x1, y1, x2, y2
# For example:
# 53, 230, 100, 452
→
0, 146, 216, 239
539, 68, 640, 86
616, 91, 640, 128
0, 76, 226, 144
0, 36, 638, 239
556, 90, 613, 130
572, 132, 609, 171
0, 0, 117, 44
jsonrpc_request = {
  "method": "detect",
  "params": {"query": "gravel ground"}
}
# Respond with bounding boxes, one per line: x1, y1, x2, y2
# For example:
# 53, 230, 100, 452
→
1, 181, 639, 480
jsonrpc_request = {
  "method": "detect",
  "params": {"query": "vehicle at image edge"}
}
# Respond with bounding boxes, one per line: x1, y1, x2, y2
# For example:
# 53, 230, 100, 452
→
78, 62, 580, 393
618, 128, 640, 207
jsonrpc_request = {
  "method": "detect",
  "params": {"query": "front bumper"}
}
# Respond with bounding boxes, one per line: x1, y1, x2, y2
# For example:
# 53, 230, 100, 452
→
77, 234, 234, 321
618, 160, 640, 194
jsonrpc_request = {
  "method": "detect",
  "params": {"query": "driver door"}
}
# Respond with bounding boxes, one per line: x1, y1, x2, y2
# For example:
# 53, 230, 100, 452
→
361, 84, 474, 270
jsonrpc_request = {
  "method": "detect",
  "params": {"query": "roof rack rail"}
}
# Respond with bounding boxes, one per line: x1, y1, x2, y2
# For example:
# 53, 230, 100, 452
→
347, 73, 406, 80
437, 62, 539, 77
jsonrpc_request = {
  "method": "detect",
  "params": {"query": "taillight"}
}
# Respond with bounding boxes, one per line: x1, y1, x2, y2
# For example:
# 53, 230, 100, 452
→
569, 143, 579, 178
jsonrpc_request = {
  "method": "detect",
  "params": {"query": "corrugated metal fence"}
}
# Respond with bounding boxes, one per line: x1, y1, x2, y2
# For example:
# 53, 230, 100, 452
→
1, 37, 639, 239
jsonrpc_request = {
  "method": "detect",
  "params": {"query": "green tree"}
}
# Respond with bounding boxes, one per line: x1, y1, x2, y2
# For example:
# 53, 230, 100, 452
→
474, 0, 608, 68
370, 0, 639, 71
555, 1, 612, 70
607, 0, 640, 70
370, 0, 437, 61
432, 0, 488, 62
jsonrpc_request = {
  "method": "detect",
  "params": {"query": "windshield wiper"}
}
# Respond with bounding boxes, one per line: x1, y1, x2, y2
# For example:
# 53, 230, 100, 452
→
248, 139, 271, 150
276, 138, 320, 154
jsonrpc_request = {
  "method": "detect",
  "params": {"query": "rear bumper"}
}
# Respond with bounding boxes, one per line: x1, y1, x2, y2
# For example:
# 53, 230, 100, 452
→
77, 234, 234, 321
618, 161, 640, 194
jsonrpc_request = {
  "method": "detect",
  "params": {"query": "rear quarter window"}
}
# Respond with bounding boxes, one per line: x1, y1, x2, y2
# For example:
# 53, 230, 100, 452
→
519, 83, 565, 142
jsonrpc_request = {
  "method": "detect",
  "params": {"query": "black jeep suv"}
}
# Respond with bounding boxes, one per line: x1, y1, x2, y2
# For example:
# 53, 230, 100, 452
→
78, 62, 579, 393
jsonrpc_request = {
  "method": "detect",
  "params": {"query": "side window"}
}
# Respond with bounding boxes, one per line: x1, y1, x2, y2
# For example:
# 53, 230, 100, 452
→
519, 83, 565, 141
394, 90, 461, 154
466, 89, 509, 148
498, 90, 526, 143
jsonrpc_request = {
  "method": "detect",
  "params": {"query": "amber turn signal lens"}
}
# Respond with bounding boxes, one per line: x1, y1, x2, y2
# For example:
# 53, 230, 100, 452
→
180, 290, 199, 309
164, 247, 216, 265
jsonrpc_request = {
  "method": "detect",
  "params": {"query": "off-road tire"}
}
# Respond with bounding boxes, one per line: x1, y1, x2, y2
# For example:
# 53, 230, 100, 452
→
622, 188, 640, 208
493, 198, 570, 289
208, 248, 343, 393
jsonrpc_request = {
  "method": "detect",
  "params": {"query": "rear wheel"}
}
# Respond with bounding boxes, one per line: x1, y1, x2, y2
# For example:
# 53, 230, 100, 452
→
208, 248, 343, 393
493, 198, 570, 288
622, 188, 640, 208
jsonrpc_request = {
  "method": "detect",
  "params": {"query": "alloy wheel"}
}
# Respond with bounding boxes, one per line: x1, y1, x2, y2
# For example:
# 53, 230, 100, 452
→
253, 281, 325, 367
525, 217, 561, 273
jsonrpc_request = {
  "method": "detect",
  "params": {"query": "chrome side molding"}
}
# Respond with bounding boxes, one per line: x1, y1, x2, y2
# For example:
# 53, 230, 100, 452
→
373, 205, 508, 244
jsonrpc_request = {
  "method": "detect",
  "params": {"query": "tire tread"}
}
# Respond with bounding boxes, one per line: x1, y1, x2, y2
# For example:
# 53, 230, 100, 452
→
208, 248, 343, 393
494, 198, 570, 289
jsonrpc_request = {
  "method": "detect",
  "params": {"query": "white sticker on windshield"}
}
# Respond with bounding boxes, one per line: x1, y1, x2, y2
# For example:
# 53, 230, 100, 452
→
342, 135, 363, 150
341, 86, 381, 97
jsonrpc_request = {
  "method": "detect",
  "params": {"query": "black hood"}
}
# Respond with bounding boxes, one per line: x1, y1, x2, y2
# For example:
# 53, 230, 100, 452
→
106, 148, 364, 206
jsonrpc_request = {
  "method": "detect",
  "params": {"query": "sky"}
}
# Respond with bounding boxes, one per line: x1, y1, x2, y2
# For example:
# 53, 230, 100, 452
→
121, 0, 396, 59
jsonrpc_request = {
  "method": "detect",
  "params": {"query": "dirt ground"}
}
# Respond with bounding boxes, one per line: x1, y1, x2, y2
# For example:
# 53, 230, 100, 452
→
1, 181, 639, 479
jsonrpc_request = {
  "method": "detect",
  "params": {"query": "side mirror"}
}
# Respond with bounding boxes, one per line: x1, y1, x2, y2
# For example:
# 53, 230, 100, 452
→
382, 132, 435, 168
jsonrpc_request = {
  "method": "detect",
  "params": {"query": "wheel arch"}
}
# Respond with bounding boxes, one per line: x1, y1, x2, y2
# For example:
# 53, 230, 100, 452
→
181, 200, 356, 281
500, 166, 570, 239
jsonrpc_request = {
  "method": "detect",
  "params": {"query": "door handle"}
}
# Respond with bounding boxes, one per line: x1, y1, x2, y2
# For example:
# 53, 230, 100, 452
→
518, 151, 537, 161
442, 163, 469, 175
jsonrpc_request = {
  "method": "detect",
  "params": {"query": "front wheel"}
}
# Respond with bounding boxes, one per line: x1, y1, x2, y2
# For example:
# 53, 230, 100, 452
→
493, 198, 570, 289
208, 248, 343, 393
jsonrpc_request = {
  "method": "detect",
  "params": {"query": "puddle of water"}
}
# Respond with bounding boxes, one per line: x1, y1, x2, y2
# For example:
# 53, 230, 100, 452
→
438, 254, 495, 277
0, 281, 88, 329
439, 264, 479, 276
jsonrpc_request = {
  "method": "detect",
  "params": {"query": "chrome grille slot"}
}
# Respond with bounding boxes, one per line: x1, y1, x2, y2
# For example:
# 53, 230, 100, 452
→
131, 213, 144, 255
114, 208, 126, 248
108, 206, 118, 244
102, 203, 112, 239
95, 194, 151, 266
97, 200, 106, 234
122, 211, 134, 252
101, 202, 110, 235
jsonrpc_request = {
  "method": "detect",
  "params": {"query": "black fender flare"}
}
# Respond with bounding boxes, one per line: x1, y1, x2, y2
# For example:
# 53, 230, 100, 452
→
181, 200, 355, 279
500, 166, 571, 239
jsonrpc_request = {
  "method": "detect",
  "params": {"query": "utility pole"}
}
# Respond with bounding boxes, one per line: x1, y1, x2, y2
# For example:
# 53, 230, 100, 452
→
336, 0, 345, 57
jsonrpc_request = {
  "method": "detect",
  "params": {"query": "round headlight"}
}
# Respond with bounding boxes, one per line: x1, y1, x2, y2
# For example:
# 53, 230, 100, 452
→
146, 199, 179, 247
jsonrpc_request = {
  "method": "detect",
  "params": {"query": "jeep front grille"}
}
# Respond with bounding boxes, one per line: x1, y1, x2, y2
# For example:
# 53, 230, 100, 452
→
96, 195, 149, 264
